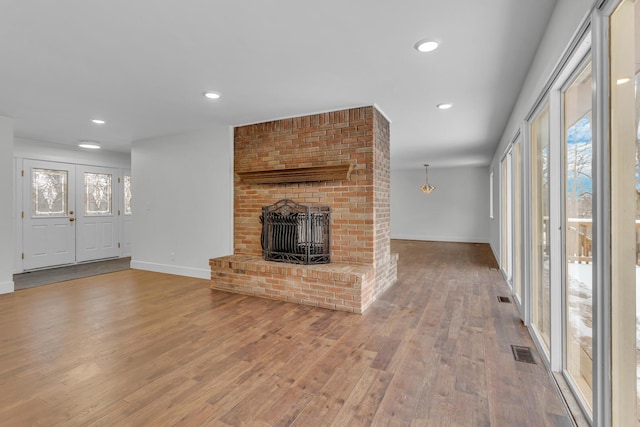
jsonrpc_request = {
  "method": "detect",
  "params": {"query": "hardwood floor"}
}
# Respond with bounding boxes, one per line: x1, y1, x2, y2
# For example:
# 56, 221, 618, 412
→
0, 240, 573, 426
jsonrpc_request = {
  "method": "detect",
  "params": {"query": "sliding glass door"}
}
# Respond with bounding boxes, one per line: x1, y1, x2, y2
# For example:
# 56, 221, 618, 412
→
502, 1, 640, 421
501, 150, 513, 287
531, 103, 552, 354
563, 59, 593, 414
513, 138, 523, 306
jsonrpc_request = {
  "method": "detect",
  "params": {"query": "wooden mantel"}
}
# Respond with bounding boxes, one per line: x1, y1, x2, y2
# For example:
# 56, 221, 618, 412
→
237, 162, 354, 185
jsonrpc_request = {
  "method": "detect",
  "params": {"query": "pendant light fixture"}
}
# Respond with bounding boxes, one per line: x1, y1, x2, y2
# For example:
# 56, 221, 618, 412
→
420, 164, 436, 194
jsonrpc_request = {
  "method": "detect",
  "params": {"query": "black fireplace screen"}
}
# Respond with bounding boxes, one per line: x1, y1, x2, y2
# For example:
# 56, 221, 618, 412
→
260, 199, 330, 265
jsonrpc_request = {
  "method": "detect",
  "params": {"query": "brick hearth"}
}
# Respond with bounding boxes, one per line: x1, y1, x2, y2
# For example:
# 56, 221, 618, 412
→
209, 106, 398, 313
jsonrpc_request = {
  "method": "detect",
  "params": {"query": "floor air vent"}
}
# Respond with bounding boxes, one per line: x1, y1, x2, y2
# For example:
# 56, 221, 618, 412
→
488, 267, 498, 271
497, 296, 511, 303
511, 345, 536, 364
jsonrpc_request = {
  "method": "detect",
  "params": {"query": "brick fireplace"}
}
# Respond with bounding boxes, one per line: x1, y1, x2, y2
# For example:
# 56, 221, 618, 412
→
209, 106, 398, 313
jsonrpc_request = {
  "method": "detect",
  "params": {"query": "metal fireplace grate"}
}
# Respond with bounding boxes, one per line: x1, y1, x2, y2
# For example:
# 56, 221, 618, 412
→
260, 199, 330, 265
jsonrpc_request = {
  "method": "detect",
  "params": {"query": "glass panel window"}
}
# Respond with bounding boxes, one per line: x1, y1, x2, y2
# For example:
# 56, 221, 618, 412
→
84, 172, 112, 216
513, 140, 523, 303
501, 157, 510, 278
531, 103, 551, 353
489, 172, 494, 219
564, 61, 593, 413
32, 168, 67, 217
124, 175, 132, 215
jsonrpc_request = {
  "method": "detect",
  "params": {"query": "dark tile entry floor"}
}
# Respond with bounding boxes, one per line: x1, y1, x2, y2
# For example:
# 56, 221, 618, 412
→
13, 257, 131, 290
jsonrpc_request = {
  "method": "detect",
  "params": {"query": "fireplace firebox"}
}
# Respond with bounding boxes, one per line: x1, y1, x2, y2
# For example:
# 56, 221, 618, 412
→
260, 199, 330, 265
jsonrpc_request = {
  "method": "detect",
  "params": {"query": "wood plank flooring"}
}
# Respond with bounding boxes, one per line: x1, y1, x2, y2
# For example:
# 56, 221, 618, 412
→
0, 240, 573, 426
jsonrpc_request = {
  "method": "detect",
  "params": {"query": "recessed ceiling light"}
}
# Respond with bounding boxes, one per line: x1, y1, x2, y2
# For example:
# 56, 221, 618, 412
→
78, 142, 101, 149
617, 78, 631, 85
414, 40, 439, 53
91, 119, 106, 124
203, 91, 221, 99
437, 103, 453, 110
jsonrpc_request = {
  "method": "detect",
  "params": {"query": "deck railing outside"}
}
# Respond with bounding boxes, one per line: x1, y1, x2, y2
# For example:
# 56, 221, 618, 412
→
565, 219, 640, 264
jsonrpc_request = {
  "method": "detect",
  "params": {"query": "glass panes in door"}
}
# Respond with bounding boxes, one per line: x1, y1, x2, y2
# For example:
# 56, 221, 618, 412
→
531, 103, 552, 354
32, 168, 67, 217
84, 172, 112, 216
124, 175, 132, 215
501, 156, 511, 282
121, 173, 133, 257
563, 60, 593, 413
513, 139, 523, 304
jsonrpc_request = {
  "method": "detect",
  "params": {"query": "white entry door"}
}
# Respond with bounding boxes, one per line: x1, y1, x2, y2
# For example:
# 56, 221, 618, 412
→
23, 160, 76, 270
75, 165, 120, 262
22, 161, 123, 270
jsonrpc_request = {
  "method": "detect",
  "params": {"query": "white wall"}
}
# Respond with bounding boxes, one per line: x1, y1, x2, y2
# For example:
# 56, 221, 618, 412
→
489, 0, 595, 257
0, 118, 15, 294
391, 166, 490, 243
131, 126, 233, 279
15, 137, 131, 168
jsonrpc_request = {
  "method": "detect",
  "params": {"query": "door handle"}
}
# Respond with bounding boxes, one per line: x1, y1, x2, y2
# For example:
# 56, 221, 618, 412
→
69, 210, 74, 215
69, 218, 75, 222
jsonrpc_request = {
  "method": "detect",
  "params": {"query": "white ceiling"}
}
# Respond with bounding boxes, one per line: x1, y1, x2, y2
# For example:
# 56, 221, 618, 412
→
0, 0, 557, 170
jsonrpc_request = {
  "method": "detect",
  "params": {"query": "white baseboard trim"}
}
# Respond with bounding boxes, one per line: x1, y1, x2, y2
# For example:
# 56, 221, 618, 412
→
489, 243, 500, 264
130, 261, 210, 280
391, 234, 489, 244
0, 280, 15, 295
